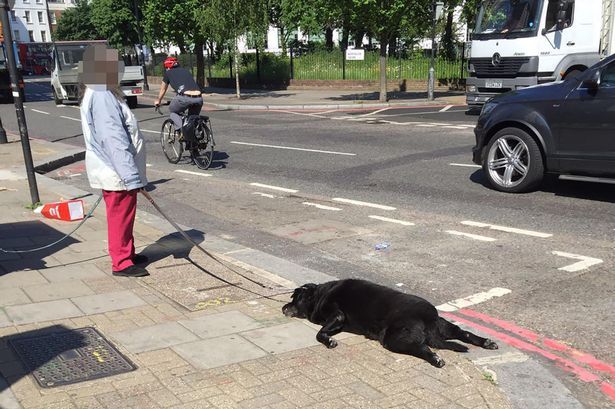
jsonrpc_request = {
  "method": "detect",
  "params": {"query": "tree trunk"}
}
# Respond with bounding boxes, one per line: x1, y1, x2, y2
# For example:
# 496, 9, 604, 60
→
379, 34, 387, 102
195, 39, 205, 89
234, 36, 241, 99
442, 10, 456, 60
388, 37, 397, 58
325, 27, 334, 50
354, 30, 365, 48
341, 28, 349, 51
279, 26, 287, 55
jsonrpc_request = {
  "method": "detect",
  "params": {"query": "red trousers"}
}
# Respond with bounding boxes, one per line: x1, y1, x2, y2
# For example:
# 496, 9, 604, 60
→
102, 190, 137, 271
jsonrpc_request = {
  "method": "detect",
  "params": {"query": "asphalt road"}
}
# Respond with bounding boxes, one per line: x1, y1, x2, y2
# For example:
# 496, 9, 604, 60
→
2, 80, 614, 408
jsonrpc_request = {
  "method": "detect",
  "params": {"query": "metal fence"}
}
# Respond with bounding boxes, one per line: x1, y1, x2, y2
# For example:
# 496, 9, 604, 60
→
148, 48, 466, 83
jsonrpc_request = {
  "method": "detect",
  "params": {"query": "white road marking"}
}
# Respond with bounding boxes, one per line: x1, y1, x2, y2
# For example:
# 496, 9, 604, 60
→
552, 251, 603, 272
231, 141, 356, 156
332, 197, 396, 211
426, 123, 451, 126
357, 108, 390, 117
31, 109, 49, 115
250, 182, 298, 193
174, 169, 212, 177
253, 192, 276, 198
436, 288, 512, 312
443, 126, 470, 130
439, 105, 454, 112
60, 116, 81, 122
417, 124, 437, 127
146, 163, 153, 167
446, 230, 496, 242
276, 110, 328, 119
302, 202, 342, 211
141, 129, 159, 134
461, 220, 553, 238
450, 163, 481, 168
368, 215, 415, 226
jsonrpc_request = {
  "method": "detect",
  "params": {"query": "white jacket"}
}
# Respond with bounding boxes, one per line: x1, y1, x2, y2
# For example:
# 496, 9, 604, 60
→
80, 86, 147, 191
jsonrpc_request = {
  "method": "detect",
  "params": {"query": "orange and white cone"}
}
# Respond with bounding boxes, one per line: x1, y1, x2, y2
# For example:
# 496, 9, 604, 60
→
34, 200, 85, 221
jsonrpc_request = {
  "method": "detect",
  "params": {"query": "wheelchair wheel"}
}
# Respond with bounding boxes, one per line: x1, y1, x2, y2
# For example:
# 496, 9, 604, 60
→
190, 120, 215, 170
160, 120, 183, 164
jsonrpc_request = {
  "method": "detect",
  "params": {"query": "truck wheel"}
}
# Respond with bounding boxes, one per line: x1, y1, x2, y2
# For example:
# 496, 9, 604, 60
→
126, 96, 138, 109
563, 69, 583, 80
483, 127, 544, 193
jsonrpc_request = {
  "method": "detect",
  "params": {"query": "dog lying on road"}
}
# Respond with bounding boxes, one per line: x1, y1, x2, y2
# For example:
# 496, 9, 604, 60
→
282, 279, 498, 367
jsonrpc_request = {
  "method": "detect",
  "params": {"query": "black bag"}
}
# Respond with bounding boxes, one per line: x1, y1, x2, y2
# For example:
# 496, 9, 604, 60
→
182, 115, 200, 143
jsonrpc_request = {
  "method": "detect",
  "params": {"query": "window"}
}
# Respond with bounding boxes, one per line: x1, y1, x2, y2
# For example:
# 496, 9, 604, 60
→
41, 31, 47, 42
28, 30, 34, 42
13, 30, 20, 41
10, 10, 15, 21
36, 0, 42, 3
23, 0, 30, 3
24, 11, 31, 24
545, 0, 574, 31
600, 63, 615, 88
38, 11, 44, 24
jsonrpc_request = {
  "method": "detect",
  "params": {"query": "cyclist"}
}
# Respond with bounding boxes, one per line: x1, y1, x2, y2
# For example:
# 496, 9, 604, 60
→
154, 57, 203, 143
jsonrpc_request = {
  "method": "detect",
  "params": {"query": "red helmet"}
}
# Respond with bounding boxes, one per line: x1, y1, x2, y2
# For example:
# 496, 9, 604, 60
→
163, 57, 178, 69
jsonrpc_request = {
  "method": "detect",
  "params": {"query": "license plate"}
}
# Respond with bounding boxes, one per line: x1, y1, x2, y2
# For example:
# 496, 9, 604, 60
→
486, 80, 503, 89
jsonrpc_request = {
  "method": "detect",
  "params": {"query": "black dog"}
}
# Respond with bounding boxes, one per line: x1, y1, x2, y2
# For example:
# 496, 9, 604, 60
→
282, 279, 498, 367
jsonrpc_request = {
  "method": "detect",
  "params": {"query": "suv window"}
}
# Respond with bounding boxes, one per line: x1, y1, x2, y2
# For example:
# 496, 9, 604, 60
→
600, 62, 615, 88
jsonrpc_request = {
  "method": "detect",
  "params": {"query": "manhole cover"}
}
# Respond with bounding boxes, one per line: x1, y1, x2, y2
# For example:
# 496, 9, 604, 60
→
8, 327, 136, 388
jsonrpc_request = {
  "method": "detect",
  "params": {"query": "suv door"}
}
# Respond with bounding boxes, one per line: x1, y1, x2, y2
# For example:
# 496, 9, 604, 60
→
555, 60, 615, 176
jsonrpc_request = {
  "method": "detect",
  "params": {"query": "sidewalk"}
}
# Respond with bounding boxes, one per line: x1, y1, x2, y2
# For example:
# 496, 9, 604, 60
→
141, 85, 467, 111
0, 137, 511, 409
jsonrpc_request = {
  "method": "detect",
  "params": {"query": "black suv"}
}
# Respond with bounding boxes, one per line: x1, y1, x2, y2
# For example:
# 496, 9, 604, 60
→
472, 54, 615, 193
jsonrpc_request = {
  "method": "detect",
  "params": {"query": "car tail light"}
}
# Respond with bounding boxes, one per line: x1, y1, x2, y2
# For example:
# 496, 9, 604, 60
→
132, 88, 142, 95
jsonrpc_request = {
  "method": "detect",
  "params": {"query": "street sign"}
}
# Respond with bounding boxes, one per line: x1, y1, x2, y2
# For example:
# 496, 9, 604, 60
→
345, 49, 365, 61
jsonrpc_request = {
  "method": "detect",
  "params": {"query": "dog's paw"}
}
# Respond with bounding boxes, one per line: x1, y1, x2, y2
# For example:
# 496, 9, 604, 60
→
483, 339, 498, 350
326, 339, 338, 349
431, 355, 446, 368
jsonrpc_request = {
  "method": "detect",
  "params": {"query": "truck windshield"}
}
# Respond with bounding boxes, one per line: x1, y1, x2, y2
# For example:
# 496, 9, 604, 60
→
474, 0, 542, 38
55, 45, 87, 70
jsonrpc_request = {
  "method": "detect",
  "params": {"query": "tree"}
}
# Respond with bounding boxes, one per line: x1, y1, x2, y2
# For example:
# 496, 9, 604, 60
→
53, 1, 101, 41
90, 0, 139, 51
143, 0, 208, 87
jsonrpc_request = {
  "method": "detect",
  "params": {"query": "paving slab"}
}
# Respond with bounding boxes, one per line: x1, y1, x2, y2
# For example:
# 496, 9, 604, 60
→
0, 310, 11, 328
112, 322, 200, 353
179, 311, 263, 339
241, 321, 320, 354
0, 288, 31, 307
39, 264, 108, 282
5, 299, 83, 325
71, 290, 146, 315
172, 335, 268, 369
0, 270, 48, 288
23, 280, 94, 302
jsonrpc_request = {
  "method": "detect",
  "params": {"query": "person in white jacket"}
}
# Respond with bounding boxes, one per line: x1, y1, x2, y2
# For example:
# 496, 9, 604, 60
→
79, 44, 149, 277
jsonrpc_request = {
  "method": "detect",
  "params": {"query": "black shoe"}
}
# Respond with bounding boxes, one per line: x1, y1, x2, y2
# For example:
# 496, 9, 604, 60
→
133, 254, 149, 265
113, 265, 150, 277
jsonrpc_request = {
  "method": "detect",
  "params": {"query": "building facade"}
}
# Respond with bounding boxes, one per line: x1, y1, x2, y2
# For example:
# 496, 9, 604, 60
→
6, 0, 75, 43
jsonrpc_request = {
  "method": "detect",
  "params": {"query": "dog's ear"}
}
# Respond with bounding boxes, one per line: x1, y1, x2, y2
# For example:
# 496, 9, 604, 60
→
292, 283, 317, 299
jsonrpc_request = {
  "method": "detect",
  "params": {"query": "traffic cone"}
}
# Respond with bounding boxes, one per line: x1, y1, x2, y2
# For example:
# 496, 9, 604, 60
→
34, 200, 85, 221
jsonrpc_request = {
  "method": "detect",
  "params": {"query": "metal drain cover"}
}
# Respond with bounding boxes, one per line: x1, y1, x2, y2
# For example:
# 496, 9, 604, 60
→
8, 327, 136, 388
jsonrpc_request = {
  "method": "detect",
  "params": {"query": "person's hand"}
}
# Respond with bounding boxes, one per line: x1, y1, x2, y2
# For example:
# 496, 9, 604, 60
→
154, 101, 160, 107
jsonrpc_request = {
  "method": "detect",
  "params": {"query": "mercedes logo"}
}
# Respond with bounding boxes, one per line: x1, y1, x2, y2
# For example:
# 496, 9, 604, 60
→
492, 53, 502, 67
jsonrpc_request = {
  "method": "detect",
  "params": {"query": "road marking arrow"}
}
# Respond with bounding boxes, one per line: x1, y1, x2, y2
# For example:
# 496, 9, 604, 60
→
552, 251, 603, 272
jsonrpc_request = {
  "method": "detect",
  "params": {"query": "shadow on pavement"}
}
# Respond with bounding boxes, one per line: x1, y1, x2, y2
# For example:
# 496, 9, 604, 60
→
210, 151, 229, 169
145, 179, 173, 192
138, 230, 205, 264
0, 325, 86, 392
0, 221, 80, 274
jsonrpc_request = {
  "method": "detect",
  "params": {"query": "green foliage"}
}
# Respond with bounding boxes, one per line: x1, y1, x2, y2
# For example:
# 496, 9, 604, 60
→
90, 0, 139, 50
142, 0, 203, 52
53, 1, 101, 41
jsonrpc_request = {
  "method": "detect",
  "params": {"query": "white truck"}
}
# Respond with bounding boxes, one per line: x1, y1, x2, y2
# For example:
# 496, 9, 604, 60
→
51, 40, 144, 108
466, 0, 615, 108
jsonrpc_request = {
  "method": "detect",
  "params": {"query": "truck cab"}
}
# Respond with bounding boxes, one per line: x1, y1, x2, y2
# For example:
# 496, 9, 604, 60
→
466, 0, 604, 109
51, 41, 144, 108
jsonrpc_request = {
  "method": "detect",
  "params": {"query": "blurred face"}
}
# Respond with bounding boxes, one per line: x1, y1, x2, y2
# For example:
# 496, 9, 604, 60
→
81, 45, 120, 88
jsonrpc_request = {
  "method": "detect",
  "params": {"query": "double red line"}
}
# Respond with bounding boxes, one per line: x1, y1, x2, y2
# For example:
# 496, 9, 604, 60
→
442, 309, 615, 402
